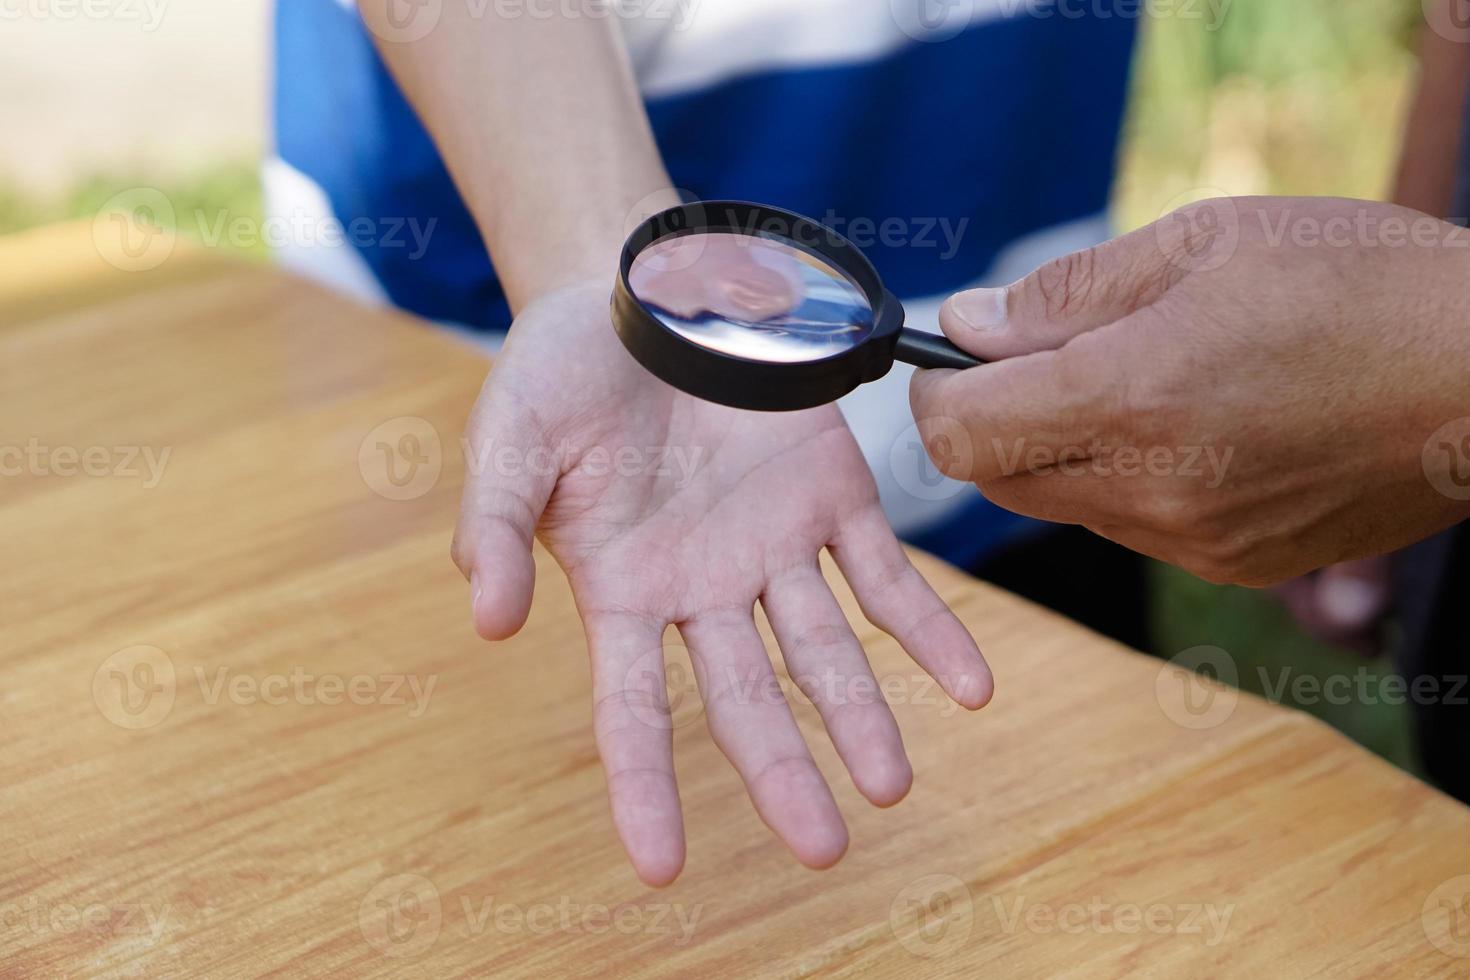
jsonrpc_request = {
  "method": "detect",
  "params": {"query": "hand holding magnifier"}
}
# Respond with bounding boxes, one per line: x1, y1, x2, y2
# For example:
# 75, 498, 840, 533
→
612, 201, 984, 412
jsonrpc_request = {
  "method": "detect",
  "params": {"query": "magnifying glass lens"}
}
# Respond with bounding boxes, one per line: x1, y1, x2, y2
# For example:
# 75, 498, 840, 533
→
628, 231, 875, 364
613, 202, 982, 413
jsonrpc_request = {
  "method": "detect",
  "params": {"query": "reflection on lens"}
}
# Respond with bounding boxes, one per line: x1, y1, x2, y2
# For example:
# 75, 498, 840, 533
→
628, 231, 875, 364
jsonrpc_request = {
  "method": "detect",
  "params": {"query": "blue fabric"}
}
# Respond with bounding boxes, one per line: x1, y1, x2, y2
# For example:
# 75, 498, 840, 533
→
275, 5, 1135, 328
275, 0, 505, 325
645, 18, 1135, 301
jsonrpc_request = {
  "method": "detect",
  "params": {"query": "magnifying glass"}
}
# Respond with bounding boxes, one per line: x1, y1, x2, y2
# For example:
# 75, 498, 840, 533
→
611, 201, 985, 412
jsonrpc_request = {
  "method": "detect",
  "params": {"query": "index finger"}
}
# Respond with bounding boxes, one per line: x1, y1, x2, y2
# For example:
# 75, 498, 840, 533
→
907, 346, 1119, 486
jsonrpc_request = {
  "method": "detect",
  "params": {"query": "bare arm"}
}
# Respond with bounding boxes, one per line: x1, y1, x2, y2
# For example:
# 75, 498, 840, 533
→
360, 2, 678, 310
1394, 0, 1470, 217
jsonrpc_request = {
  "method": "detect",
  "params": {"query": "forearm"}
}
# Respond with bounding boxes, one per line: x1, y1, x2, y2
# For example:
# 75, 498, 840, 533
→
1393, 0, 1470, 217
361, 1, 677, 311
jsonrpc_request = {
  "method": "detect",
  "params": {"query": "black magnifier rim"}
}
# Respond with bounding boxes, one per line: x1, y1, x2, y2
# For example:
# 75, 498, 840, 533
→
612, 200, 903, 412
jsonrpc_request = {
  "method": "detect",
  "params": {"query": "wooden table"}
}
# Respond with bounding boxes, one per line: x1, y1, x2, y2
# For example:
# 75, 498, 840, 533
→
5, 224, 1470, 978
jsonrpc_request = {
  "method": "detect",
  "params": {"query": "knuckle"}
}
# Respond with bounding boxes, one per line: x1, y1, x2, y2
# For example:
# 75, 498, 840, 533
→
932, 436, 977, 484
1059, 317, 1174, 438
1169, 201, 1223, 253
1030, 241, 1178, 325
604, 765, 674, 799
1134, 488, 1200, 536
1185, 555, 1237, 586
1158, 197, 1238, 270
698, 673, 761, 735
1184, 545, 1276, 588
786, 624, 853, 662
482, 488, 539, 542
1133, 247, 1187, 307
1180, 541, 1252, 585
915, 411, 978, 483
1234, 569, 1283, 589
1114, 343, 1174, 420
751, 754, 818, 793
1049, 346, 1119, 442
449, 523, 475, 578
869, 554, 920, 597
1032, 246, 1100, 320
1216, 537, 1297, 588
1200, 527, 1253, 565
593, 687, 671, 738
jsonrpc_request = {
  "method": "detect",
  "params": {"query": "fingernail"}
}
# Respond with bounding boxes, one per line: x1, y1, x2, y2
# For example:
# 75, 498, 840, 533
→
471, 571, 483, 615
950, 287, 1009, 330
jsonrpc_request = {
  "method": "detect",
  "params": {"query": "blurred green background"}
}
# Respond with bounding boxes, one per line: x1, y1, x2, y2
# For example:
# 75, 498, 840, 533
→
0, 0, 1431, 771
1116, 0, 1420, 227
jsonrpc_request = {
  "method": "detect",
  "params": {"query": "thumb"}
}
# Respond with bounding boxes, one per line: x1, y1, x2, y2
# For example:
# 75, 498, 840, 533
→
452, 396, 560, 641
938, 218, 1190, 360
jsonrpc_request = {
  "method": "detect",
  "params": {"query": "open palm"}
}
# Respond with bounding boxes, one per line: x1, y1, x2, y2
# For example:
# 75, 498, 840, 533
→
452, 280, 992, 885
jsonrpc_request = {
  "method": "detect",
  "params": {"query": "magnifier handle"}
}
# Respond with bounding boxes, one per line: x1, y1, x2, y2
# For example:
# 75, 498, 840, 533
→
893, 328, 985, 371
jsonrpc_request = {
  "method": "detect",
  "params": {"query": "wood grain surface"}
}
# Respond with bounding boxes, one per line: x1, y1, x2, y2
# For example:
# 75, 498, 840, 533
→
4, 224, 1470, 978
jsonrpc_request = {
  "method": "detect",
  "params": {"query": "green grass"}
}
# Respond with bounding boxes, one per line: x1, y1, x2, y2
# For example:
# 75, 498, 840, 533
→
0, 160, 266, 257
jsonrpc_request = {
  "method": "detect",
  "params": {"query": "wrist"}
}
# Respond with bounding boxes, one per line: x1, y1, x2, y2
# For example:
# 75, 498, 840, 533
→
474, 178, 680, 314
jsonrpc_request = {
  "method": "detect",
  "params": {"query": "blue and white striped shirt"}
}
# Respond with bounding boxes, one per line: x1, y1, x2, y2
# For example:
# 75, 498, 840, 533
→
271, 0, 1137, 564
